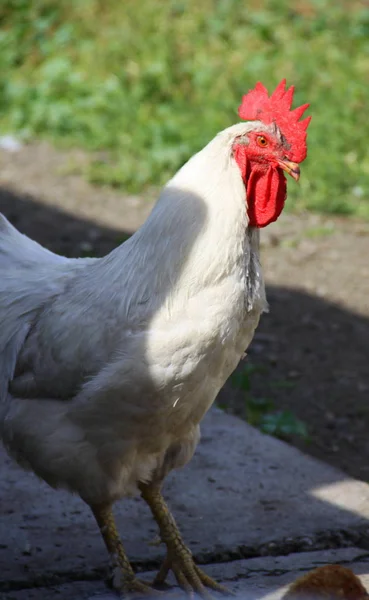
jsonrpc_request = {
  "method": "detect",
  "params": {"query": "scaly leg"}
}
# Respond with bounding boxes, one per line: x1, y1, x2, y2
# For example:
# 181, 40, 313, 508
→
91, 503, 160, 597
139, 483, 232, 598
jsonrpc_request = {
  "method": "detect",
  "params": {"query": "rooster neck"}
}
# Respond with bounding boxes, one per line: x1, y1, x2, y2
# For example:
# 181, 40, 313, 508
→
135, 143, 251, 281
95, 123, 266, 317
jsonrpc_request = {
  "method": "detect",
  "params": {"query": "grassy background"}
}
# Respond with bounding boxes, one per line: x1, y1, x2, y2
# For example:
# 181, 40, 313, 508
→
1, 0, 369, 217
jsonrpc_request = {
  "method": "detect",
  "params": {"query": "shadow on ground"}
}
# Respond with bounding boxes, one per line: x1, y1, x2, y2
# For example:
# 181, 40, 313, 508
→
220, 285, 369, 482
0, 186, 129, 257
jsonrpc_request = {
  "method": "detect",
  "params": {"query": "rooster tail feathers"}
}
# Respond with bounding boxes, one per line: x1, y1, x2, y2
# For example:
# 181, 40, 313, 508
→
0, 213, 68, 268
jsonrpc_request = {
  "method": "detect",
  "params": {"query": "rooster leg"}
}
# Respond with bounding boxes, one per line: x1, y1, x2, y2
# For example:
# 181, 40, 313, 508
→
139, 484, 232, 598
91, 503, 160, 597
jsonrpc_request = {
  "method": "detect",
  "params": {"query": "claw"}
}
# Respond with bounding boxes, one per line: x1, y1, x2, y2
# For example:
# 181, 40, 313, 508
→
139, 484, 234, 598
153, 555, 171, 585
194, 566, 235, 596
119, 577, 164, 598
154, 549, 233, 598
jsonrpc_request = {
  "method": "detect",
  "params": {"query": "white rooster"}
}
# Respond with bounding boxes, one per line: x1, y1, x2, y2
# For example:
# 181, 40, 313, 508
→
0, 80, 310, 597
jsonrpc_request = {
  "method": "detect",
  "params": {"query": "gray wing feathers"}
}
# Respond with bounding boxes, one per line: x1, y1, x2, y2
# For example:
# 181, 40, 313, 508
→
0, 214, 70, 402
0, 322, 31, 403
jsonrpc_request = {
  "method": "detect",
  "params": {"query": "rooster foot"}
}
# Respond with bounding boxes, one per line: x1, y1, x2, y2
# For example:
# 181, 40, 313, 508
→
91, 503, 163, 598
139, 484, 233, 598
153, 547, 232, 598
109, 568, 163, 598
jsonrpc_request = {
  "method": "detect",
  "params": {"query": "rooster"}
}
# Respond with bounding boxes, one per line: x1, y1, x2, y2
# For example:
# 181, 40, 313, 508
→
0, 80, 310, 597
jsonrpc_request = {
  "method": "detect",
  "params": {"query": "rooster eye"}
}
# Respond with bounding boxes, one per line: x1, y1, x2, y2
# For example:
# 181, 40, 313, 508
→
256, 135, 268, 148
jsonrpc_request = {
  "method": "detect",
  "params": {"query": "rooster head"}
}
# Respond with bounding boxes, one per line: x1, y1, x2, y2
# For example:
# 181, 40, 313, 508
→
234, 79, 311, 228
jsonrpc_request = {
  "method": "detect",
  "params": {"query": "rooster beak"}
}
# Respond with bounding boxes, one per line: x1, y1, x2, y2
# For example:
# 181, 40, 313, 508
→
277, 159, 300, 181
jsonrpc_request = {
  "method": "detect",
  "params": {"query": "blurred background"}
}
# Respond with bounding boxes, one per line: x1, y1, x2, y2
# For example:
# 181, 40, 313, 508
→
0, 0, 368, 479
1, 0, 369, 214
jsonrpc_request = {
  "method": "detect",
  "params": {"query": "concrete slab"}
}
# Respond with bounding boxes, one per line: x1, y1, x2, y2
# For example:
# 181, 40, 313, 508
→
197, 547, 369, 599
2, 408, 369, 592
4, 547, 369, 599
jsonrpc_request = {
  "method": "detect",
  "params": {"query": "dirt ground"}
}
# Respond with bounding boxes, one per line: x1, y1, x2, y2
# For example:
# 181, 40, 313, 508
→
0, 141, 368, 482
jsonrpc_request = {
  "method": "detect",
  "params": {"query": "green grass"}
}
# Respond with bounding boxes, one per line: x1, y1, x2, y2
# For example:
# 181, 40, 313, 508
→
1, 0, 369, 217
230, 364, 309, 441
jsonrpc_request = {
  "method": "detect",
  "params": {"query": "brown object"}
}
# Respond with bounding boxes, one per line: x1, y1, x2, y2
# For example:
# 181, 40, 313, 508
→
283, 565, 369, 600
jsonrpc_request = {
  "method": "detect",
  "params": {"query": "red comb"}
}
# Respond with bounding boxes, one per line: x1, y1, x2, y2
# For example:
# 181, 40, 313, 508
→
238, 79, 311, 163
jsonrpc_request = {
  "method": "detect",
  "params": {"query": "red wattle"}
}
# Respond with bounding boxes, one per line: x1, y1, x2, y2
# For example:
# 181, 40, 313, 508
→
233, 145, 287, 228
246, 166, 287, 227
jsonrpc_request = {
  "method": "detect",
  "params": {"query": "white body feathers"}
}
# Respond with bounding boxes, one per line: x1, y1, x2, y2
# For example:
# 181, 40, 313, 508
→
0, 123, 267, 505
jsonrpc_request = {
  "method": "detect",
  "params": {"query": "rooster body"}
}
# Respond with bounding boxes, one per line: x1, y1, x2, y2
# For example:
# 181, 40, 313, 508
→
1, 123, 265, 505
0, 81, 310, 596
